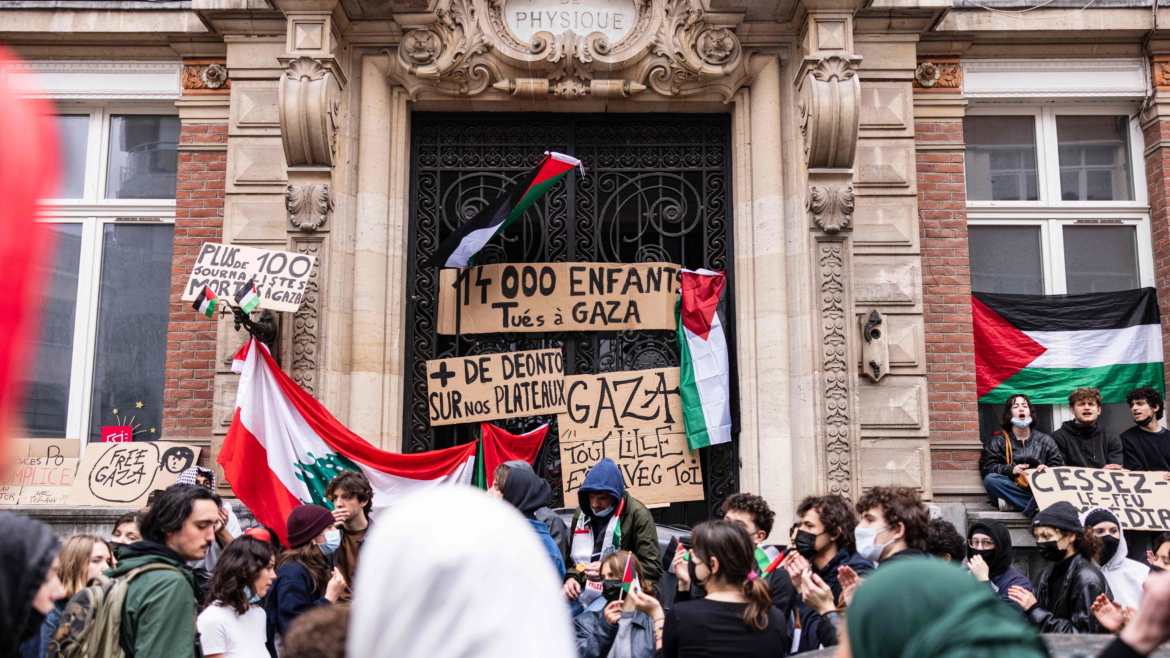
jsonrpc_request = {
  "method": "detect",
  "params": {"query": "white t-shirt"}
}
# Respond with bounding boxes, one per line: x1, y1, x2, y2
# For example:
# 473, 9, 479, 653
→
197, 602, 269, 657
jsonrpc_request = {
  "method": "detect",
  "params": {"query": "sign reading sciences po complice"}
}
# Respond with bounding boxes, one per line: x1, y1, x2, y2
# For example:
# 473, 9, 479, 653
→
1030, 466, 1170, 531
181, 243, 316, 313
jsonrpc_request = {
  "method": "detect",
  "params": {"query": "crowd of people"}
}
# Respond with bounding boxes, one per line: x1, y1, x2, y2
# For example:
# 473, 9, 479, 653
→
6, 384, 1170, 657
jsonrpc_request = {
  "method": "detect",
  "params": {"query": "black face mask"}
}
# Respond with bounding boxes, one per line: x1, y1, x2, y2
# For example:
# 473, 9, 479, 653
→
794, 530, 822, 559
1100, 535, 1121, 565
1036, 540, 1067, 563
967, 547, 996, 565
602, 579, 624, 602
688, 558, 708, 596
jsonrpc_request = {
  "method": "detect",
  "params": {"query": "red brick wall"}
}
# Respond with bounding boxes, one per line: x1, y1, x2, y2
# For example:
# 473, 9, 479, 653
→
162, 123, 227, 439
916, 120, 980, 472
1143, 118, 1170, 389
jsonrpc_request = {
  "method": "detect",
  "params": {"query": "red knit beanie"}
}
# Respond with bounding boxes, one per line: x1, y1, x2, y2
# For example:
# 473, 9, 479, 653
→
286, 504, 335, 548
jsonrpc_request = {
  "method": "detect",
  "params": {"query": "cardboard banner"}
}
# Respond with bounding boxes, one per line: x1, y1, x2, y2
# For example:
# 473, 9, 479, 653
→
1030, 467, 1170, 531
181, 242, 315, 313
0, 439, 79, 506
437, 262, 682, 335
427, 349, 566, 426
68, 441, 199, 507
558, 367, 704, 507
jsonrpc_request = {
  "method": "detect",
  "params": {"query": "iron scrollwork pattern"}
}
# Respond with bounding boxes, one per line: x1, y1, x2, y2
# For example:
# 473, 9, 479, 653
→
405, 114, 737, 523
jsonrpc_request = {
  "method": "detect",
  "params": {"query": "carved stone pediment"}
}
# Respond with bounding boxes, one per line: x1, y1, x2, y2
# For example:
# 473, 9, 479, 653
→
386, 0, 750, 101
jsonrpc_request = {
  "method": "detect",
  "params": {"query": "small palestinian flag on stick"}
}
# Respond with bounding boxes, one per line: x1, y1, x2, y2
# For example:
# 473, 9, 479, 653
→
192, 285, 220, 319
427, 151, 583, 268
619, 553, 640, 599
235, 278, 261, 314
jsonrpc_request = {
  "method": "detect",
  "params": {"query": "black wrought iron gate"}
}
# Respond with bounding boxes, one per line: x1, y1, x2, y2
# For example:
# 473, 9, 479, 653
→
404, 113, 738, 524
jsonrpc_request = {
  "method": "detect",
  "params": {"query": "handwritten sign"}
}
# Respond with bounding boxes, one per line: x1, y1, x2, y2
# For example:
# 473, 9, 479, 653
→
181, 243, 315, 313
68, 442, 198, 506
558, 367, 704, 507
0, 439, 80, 505
1031, 467, 1170, 531
427, 349, 567, 426
437, 263, 681, 335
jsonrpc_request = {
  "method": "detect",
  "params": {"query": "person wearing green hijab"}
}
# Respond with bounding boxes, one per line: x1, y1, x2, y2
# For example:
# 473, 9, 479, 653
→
845, 559, 1047, 658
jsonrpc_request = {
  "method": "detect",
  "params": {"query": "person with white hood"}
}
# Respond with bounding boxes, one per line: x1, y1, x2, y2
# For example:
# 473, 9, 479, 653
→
347, 485, 575, 658
1080, 507, 1149, 608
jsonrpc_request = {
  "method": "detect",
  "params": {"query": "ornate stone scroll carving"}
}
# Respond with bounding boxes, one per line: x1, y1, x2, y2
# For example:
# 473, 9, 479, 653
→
799, 56, 860, 169
290, 240, 322, 396
279, 56, 342, 167
286, 183, 332, 232
386, 0, 751, 102
818, 241, 853, 497
808, 185, 854, 234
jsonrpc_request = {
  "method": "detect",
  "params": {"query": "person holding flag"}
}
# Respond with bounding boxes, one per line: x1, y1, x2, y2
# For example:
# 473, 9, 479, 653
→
574, 551, 657, 658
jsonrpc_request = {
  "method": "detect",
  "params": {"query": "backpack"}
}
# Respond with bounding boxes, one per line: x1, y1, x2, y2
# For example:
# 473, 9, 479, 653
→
47, 562, 186, 658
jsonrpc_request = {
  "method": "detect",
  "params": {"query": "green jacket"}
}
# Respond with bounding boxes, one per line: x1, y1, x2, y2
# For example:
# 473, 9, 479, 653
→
106, 544, 203, 658
567, 495, 662, 586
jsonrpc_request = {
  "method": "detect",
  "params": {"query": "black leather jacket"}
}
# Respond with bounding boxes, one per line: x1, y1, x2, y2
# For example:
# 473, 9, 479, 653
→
979, 429, 1065, 479
1027, 554, 1112, 634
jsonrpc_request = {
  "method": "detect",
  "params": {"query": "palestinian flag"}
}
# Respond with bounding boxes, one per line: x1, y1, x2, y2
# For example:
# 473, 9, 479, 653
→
677, 269, 732, 450
235, 278, 261, 314
427, 151, 582, 268
472, 421, 549, 490
973, 287, 1165, 404
192, 285, 220, 319
219, 338, 478, 544
620, 553, 640, 595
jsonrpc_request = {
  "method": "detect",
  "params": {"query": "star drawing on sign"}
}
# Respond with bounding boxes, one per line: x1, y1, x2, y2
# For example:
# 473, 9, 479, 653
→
136, 401, 143, 408
150, 428, 156, 434
112, 408, 118, 414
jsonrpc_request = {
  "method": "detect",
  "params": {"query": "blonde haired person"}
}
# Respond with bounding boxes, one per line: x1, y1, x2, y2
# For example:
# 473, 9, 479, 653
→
23, 535, 113, 658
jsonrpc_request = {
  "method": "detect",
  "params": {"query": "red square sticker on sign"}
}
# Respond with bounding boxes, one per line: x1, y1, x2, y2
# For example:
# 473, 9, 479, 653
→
101, 426, 133, 443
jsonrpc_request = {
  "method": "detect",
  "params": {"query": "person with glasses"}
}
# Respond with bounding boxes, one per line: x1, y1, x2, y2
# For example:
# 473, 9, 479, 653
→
965, 519, 1033, 612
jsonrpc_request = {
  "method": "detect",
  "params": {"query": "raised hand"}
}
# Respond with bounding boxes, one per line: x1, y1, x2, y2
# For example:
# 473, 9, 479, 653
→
1092, 593, 1126, 633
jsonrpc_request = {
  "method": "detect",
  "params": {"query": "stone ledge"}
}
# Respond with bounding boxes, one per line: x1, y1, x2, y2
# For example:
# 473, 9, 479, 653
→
3, 500, 254, 538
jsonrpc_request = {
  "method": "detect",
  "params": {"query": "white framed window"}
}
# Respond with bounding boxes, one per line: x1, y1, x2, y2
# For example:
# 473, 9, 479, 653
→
966, 103, 1152, 439
21, 105, 179, 445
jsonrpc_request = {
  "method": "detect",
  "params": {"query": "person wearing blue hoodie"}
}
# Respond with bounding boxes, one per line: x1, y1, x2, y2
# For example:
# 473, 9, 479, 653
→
562, 458, 661, 608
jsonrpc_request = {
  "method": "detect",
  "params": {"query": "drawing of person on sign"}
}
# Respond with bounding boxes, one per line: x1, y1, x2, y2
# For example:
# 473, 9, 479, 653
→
160, 446, 195, 474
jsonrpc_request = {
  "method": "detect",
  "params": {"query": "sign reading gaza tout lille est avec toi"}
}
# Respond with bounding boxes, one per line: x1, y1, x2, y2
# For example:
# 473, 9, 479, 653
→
1030, 466, 1170, 531
181, 243, 316, 313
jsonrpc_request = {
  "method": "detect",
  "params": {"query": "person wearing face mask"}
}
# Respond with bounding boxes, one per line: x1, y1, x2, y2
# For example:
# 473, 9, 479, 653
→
964, 520, 1033, 612
266, 505, 347, 656
1052, 387, 1125, 470
564, 459, 662, 611
853, 487, 930, 567
198, 537, 279, 658
1007, 501, 1111, 633
2, 513, 64, 658
979, 393, 1064, 517
574, 551, 658, 658
1079, 507, 1149, 609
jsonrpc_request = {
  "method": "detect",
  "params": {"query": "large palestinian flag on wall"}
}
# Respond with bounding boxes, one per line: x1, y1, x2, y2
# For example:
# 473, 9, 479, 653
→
973, 288, 1165, 404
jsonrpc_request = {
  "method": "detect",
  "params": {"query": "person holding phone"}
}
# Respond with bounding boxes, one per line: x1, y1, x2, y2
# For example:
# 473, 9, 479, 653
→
979, 393, 1064, 517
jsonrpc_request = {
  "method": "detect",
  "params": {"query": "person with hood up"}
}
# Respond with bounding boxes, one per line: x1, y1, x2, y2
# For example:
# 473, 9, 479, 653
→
505, 460, 569, 561
347, 485, 575, 658
1008, 501, 1111, 633
965, 519, 1033, 612
2, 513, 64, 658
844, 559, 1047, 658
563, 458, 661, 609
1080, 507, 1149, 608
493, 464, 565, 576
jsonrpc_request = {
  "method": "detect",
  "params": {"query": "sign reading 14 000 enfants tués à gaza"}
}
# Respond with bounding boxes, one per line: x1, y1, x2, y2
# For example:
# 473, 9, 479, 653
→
181, 243, 316, 313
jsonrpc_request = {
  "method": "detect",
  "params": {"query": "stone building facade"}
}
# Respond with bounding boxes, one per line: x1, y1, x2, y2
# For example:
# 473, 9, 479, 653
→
3, 0, 1166, 538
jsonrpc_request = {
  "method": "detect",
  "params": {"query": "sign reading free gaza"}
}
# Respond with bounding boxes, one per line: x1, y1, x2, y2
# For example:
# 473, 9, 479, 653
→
1030, 466, 1170, 531
181, 243, 316, 313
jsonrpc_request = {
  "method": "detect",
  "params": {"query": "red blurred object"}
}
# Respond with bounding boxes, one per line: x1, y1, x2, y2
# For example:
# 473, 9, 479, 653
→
0, 46, 60, 460
101, 426, 134, 443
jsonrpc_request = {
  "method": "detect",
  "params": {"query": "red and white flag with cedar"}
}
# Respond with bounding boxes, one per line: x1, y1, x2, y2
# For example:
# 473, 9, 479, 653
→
677, 269, 732, 450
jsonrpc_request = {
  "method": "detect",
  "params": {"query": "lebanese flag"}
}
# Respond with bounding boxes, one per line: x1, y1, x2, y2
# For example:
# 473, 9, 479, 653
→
677, 269, 732, 450
427, 151, 582, 268
973, 287, 1164, 404
473, 422, 549, 489
220, 338, 477, 543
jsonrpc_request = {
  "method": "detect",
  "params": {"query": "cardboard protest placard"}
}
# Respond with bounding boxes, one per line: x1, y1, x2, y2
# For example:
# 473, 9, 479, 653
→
0, 439, 80, 505
437, 262, 682, 335
558, 367, 704, 507
1029, 467, 1170, 531
181, 242, 315, 313
68, 442, 199, 507
427, 349, 566, 426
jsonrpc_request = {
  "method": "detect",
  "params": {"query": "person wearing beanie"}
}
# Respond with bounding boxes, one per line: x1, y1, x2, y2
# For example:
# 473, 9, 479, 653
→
1007, 501, 1112, 633
265, 505, 347, 656
1079, 507, 1149, 608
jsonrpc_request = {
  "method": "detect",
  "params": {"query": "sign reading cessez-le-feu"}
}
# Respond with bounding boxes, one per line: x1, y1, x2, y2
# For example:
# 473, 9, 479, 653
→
181, 243, 316, 313
1030, 466, 1170, 531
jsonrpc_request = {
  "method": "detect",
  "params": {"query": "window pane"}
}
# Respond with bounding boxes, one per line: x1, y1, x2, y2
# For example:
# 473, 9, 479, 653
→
978, 402, 1055, 444
1097, 402, 1134, 441
1063, 225, 1139, 294
968, 225, 1044, 294
19, 225, 82, 437
88, 224, 175, 442
964, 116, 1039, 201
1057, 116, 1133, 201
105, 115, 180, 199
55, 116, 89, 199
